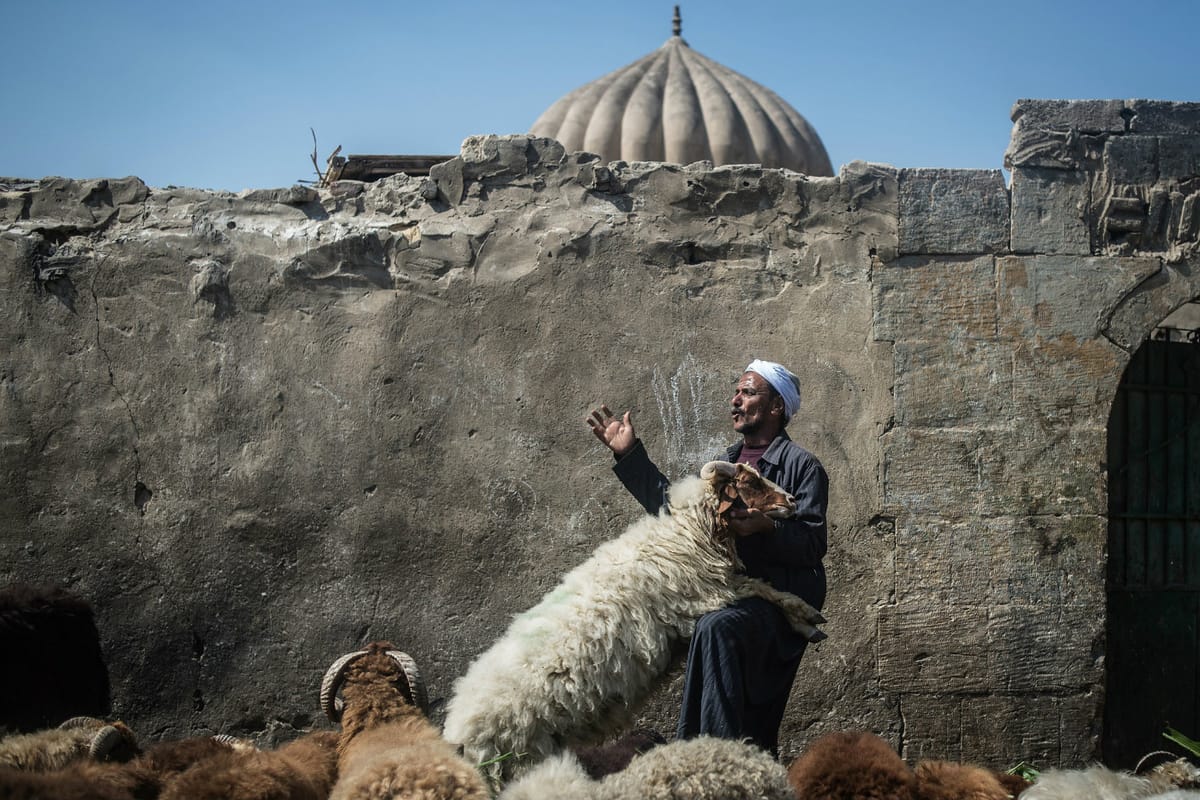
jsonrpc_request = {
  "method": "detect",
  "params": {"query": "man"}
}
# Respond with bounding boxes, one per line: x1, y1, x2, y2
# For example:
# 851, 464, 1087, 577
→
586, 359, 827, 757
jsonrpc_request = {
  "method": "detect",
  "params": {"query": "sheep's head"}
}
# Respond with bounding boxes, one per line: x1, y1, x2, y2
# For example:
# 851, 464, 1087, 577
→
701, 461, 795, 519
57, 716, 140, 762
319, 641, 428, 726
699, 461, 795, 559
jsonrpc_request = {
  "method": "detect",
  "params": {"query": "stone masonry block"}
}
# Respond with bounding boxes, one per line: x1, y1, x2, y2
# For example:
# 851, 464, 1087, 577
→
898, 169, 1009, 255
894, 517, 995, 606
1127, 100, 1200, 135
1158, 135, 1200, 182
960, 695, 1071, 767
882, 427, 987, 517
987, 604, 1101, 692
997, 255, 1161, 341
1006, 100, 1126, 170
878, 605, 989, 693
895, 515, 1105, 608
1010, 99, 1128, 133
1104, 135, 1159, 185
976, 425, 1108, 518
885, 423, 1106, 520
898, 695, 963, 762
873, 255, 997, 343
1010, 167, 1091, 255
893, 338, 1014, 427
1008, 334, 1126, 425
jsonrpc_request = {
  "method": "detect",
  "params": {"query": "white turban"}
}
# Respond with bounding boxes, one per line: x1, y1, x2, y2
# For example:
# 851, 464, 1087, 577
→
746, 359, 801, 421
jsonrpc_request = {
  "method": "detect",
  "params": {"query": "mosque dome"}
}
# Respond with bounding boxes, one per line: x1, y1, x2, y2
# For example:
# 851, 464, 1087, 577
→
530, 8, 833, 176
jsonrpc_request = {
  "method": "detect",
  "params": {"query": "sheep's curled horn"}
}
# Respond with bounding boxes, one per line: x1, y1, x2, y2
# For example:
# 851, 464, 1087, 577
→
319, 648, 428, 722
57, 716, 137, 761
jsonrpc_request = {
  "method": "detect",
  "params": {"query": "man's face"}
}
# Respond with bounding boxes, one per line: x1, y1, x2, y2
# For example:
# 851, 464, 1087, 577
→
730, 372, 780, 435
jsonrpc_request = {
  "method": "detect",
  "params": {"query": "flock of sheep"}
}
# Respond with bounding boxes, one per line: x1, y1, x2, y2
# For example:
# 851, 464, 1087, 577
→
2, 462, 1199, 798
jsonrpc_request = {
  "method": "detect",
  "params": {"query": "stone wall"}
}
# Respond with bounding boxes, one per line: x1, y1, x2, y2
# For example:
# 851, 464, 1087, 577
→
1, 99, 1197, 764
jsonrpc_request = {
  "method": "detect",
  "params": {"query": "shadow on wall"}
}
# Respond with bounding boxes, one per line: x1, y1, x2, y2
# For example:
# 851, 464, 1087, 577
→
0, 583, 112, 733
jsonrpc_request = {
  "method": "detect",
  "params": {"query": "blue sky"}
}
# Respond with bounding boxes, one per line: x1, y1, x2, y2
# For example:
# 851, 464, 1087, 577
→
4, 0, 1198, 191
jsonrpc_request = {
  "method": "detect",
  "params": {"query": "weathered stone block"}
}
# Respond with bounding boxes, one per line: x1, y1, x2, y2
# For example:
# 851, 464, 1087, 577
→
898, 695, 963, 762
878, 605, 989, 693
1127, 100, 1200, 134
894, 517, 995, 605
896, 515, 1107, 607
1010, 167, 1091, 254
0, 191, 28, 224
1006, 100, 1126, 170
1009, 334, 1126, 424
798, 162, 899, 273
238, 186, 320, 206
1104, 136, 1159, 185
987, 604, 1101, 692
977, 425, 1108, 517
1158, 135, 1200, 182
997, 255, 1162, 341
1010, 99, 1128, 133
960, 695, 1074, 767
884, 423, 1106, 519
898, 169, 1009, 255
893, 338, 1013, 427
881, 428, 986, 517
873, 255, 997, 342
1104, 259, 1200, 350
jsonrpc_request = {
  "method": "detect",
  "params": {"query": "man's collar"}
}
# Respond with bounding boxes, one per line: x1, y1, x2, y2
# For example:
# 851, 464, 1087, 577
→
726, 430, 790, 464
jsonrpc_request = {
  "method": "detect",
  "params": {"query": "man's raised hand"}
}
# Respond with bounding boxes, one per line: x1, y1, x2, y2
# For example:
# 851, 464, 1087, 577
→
586, 404, 636, 457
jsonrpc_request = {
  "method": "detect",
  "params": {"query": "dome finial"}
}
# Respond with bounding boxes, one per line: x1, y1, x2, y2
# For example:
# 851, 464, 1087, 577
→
672, 5, 681, 37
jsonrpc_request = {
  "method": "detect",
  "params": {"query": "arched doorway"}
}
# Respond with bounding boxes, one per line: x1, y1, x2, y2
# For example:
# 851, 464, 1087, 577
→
1103, 299, 1200, 768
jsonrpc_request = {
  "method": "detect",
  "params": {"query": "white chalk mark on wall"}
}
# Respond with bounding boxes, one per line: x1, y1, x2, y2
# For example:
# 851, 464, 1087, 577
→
652, 354, 728, 480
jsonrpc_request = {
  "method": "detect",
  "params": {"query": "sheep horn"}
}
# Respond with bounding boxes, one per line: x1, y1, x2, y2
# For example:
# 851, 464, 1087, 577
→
386, 649, 429, 713
1134, 750, 1181, 775
212, 734, 241, 747
700, 461, 737, 479
88, 725, 125, 760
320, 649, 369, 723
58, 716, 103, 730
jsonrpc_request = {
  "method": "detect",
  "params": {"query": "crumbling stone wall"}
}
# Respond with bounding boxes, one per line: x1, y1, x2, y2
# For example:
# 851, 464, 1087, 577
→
1, 99, 1197, 765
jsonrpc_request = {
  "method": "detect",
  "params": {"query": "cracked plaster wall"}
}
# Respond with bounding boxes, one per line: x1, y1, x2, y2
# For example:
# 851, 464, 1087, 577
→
1, 99, 1197, 764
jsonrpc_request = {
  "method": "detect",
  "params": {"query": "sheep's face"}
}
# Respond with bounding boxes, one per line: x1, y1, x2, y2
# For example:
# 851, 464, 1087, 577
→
699, 461, 795, 561
702, 461, 795, 520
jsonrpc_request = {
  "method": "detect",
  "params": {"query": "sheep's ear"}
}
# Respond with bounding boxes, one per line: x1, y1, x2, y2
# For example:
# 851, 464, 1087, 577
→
716, 484, 738, 516
700, 461, 737, 480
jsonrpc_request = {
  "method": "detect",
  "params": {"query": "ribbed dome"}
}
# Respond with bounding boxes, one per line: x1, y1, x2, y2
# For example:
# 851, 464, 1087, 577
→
530, 18, 833, 176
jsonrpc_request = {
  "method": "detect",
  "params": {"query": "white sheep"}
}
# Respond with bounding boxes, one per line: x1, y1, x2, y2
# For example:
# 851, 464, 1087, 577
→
319, 641, 488, 800
498, 736, 796, 800
1020, 764, 1156, 800
442, 460, 827, 778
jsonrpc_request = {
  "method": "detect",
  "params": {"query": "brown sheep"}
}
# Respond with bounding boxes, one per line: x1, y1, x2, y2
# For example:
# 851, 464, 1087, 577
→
915, 760, 1013, 800
786, 730, 918, 800
0, 735, 238, 799
321, 641, 488, 800
159, 730, 340, 800
0, 717, 137, 772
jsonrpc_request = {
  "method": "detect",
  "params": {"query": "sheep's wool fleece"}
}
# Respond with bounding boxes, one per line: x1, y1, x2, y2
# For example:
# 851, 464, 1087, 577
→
1020, 765, 1155, 800
604, 737, 794, 800
785, 730, 916, 800
442, 473, 761, 768
914, 760, 1009, 800
328, 733, 488, 800
497, 753, 598, 800
0, 727, 94, 772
